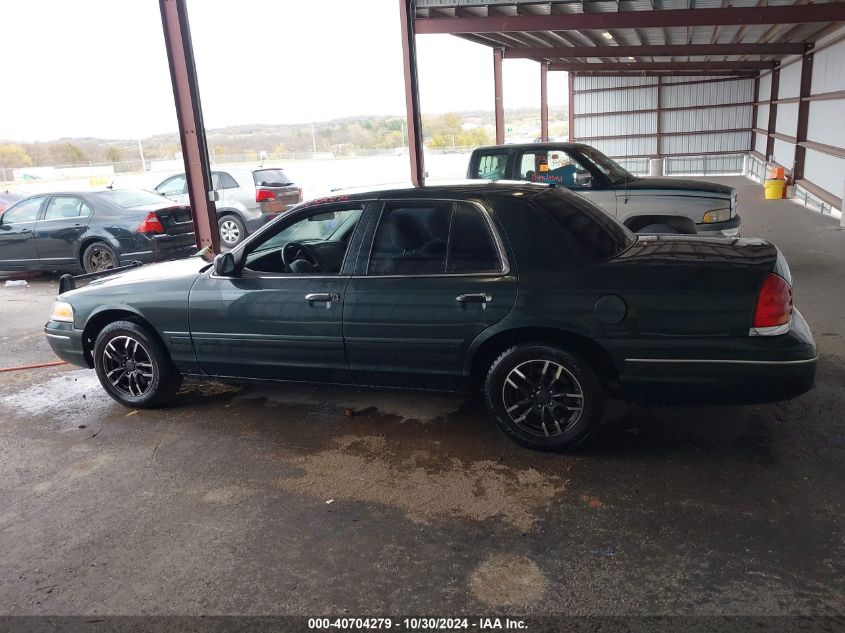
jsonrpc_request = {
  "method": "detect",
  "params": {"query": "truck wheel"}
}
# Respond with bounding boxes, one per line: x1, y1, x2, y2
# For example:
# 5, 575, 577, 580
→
483, 343, 605, 451
93, 320, 182, 408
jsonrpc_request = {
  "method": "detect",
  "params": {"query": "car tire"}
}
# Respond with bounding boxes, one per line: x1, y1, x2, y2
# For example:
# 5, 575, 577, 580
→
483, 343, 604, 451
218, 215, 245, 247
93, 320, 182, 408
635, 223, 682, 234
82, 242, 119, 273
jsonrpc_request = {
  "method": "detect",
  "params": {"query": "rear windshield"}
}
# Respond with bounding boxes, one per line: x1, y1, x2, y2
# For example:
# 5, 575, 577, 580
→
253, 169, 293, 187
95, 190, 171, 208
532, 188, 635, 262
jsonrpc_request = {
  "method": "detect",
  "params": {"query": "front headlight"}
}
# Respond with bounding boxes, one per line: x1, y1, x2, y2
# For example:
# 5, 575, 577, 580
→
50, 300, 74, 323
702, 208, 731, 223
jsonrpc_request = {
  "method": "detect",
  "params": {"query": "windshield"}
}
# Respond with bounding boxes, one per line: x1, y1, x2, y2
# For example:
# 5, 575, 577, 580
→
574, 147, 635, 184
532, 188, 635, 262
95, 190, 171, 208
253, 169, 293, 187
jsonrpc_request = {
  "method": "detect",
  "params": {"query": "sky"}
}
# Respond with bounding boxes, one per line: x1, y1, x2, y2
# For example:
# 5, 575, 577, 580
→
0, 0, 566, 142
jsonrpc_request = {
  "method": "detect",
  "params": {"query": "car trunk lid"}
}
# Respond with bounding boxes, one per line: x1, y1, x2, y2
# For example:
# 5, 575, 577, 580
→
596, 235, 783, 336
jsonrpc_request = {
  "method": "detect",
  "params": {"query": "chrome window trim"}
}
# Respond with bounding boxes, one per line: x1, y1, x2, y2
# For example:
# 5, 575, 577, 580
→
625, 357, 817, 365
363, 198, 511, 278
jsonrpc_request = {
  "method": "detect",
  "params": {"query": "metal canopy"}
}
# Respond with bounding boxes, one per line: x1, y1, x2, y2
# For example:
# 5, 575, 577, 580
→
413, 0, 845, 71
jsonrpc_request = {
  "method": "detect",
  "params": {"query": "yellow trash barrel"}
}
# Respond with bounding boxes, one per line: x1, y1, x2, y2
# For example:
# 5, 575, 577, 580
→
764, 178, 785, 200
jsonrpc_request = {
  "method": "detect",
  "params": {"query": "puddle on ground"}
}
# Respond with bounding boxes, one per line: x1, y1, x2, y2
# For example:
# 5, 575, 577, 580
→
274, 433, 567, 531
0, 369, 107, 417
469, 554, 548, 607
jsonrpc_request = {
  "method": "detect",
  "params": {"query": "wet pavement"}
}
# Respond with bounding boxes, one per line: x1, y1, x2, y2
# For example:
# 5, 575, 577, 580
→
0, 177, 842, 615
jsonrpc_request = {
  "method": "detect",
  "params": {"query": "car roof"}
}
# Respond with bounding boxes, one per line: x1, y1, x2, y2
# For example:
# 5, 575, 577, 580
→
471, 142, 591, 152
305, 179, 551, 203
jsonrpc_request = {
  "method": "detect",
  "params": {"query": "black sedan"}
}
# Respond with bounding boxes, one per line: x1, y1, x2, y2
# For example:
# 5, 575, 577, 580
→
44, 182, 817, 450
0, 189, 196, 273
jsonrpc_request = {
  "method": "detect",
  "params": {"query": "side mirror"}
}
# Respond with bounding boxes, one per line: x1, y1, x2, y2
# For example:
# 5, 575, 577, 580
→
576, 169, 593, 186
213, 252, 237, 276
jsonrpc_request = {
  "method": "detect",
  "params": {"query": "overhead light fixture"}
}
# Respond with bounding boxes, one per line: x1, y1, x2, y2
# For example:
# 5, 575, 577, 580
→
627, 56, 635, 60
602, 31, 613, 39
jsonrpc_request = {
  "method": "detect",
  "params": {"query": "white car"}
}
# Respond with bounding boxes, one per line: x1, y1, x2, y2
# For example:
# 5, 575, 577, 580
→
155, 167, 302, 247
468, 143, 740, 237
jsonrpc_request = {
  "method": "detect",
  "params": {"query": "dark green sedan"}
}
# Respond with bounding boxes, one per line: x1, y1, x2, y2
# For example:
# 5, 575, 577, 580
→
44, 182, 817, 450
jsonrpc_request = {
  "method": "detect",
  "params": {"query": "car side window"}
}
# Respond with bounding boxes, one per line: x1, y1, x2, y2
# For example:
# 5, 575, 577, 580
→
368, 202, 452, 275
368, 201, 502, 276
474, 152, 509, 180
43, 196, 88, 220
243, 204, 365, 275
217, 172, 239, 189
2, 197, 44, 223
518, 150, 580, 187
157, 175, 186, 197
447, 203, 501, 273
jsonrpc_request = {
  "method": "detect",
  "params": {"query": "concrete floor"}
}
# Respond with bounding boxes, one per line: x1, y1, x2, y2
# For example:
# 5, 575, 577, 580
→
0, 176, 842, 616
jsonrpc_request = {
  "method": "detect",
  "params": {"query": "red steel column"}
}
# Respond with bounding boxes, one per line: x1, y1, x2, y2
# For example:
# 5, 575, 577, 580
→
494, 48, 505, 144
765, 64, 780, 162
540, 62, 549, 142
399, 0, 424, 187
656, 76, 663, 158
793, 44, 814, 181
568, 72, 576, 142
159, 0, 219, 253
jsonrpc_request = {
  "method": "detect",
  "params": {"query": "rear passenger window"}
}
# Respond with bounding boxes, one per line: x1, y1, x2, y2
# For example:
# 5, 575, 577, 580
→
474, 152, 509, 180
44, 196, 86, 220
447, 203, 500, 273
369, 203, 451, 275
217, 172, 239, 189
368, 202, 501, 275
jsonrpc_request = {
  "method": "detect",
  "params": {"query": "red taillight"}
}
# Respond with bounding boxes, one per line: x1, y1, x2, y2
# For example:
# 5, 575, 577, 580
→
256, 188, 276, 202
136, 212, 164, 234
753, 273, 792, 328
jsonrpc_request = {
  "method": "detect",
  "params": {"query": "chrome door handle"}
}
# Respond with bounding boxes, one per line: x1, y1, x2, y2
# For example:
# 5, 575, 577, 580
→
305, 292, 340, 303
456, 293, 492, 304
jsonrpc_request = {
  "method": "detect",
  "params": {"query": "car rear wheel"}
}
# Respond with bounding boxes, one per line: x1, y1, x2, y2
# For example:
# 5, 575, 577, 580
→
218, 215, 245, 247
82, 242, 118, 273
93, 320, 182, 408
483, 344, 605, 451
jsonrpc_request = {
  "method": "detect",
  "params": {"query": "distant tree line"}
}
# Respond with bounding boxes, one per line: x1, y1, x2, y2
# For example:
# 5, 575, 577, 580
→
0, 106, 567, 168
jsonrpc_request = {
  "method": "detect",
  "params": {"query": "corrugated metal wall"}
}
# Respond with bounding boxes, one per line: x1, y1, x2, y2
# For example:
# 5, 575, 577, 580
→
572, 74, 754, 163
756, 31, 845, 210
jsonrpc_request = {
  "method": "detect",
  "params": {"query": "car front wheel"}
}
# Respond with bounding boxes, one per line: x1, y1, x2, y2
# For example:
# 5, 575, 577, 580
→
218, 215, 245, 247
484, 344, 605, 451
93, 320, 182, 408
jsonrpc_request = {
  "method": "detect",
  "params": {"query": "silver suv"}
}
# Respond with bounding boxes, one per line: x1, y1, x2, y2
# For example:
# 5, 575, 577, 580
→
154, 167, 302, 246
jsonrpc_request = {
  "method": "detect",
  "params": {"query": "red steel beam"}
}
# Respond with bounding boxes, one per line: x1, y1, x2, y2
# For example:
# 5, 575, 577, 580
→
494, 48, 504, 144
415, 4, 845, 34
540, 62, 549, 142
159, 0, 219, 253
504, 43, 805, 59
549, 61, 773, 72
399, 0, 424, 187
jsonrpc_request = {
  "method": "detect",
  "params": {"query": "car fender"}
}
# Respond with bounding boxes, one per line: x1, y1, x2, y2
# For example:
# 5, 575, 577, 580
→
617, 193, 721, 228
75, 229, 123, 264
461, 313, 597, 379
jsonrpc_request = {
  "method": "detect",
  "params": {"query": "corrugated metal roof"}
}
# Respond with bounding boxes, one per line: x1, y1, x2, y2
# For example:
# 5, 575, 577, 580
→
414, 0, 845, 71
